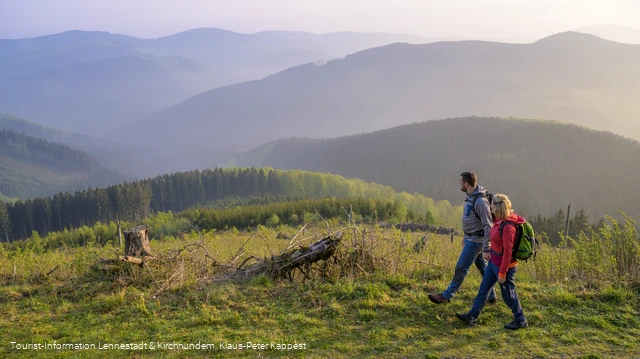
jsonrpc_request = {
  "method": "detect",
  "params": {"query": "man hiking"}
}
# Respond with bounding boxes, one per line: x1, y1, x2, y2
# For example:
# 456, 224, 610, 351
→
428, 172, 496, 304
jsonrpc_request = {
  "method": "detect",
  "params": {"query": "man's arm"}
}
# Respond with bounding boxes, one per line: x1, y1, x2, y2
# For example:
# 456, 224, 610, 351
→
475, 198, 493, 252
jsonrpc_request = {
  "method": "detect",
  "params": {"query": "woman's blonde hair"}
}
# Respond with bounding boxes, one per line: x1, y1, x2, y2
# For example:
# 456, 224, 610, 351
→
492, 193, 513, 220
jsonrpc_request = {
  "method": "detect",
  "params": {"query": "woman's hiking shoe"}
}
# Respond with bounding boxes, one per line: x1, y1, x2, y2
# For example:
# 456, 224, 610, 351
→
428, 293, 449, 304
455, 312, 477, 326
504, 319, 528, 330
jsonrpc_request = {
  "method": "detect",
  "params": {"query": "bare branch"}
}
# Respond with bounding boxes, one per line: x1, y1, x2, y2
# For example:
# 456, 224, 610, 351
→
314, 207, 334, 236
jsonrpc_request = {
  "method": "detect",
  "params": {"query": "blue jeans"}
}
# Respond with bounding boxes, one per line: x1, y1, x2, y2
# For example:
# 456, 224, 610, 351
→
442, 240, 496, 301
470, 261, 526, 323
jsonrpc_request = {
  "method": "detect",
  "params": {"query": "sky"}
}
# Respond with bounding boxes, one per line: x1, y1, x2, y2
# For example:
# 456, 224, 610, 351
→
0, 0, 638, 41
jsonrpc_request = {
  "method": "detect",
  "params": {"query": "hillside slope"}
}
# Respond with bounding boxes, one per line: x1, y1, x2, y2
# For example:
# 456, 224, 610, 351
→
0, 129, 130, 198
230, 117, 640, 218
0, 113, 169, 178
575, 25, 640, 44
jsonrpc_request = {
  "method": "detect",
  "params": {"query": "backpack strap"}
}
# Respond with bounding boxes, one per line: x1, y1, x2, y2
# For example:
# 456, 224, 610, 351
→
497, 220, 522, 257
469, 193, 489, 221
498, 220, 512, 238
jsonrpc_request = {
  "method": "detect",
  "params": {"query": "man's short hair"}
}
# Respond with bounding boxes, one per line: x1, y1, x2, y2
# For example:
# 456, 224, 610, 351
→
460, 172, 478, 187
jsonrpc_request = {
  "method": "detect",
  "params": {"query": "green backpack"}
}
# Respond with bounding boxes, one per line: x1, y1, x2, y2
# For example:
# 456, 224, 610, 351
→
498, 220, 538, 261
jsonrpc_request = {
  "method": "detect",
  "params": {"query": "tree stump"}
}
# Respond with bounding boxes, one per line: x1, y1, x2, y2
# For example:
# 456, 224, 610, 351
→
413, 236, 428, 253
124, 225, 152, 257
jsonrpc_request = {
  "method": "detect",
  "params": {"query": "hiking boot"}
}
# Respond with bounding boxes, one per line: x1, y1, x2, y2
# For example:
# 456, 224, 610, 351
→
428, 293, 449, 304
455, 312, 477, 326
487, 297, 497, 304
504, 319, 528, 330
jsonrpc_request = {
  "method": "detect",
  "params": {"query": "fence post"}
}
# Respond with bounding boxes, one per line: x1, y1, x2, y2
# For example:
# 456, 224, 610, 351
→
564, 204, 571, 249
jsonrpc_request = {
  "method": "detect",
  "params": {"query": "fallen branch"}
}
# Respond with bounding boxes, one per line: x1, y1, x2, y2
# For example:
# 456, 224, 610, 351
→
227, 232, 342, 281
46, 265, 60, 277
119, 255, 143, 265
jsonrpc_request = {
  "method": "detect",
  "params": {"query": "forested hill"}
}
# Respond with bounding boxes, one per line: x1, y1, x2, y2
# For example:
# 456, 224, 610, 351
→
1, 129, 97, 170
0, 130, 130, 198
0, 113, 167, 178
0, 168, 462, 242
0, 113, 68, 141
229, 117, 640, 219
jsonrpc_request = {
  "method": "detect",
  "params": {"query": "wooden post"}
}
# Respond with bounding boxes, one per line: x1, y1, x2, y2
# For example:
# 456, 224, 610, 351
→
124, 225, 152, 257
116, 213, 123, 248
564, 204, 571, 249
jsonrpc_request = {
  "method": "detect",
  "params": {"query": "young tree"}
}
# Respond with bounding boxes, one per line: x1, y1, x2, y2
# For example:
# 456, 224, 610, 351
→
570, 209, 590, 237
0, 200, 10, 242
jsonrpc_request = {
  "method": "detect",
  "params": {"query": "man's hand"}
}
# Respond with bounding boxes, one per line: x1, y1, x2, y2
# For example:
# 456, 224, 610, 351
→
482, 252, 491, 261
498, 276, 506, 284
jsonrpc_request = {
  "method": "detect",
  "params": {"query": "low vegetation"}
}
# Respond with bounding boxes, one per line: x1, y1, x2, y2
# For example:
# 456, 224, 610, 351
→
0, 208, 638, 358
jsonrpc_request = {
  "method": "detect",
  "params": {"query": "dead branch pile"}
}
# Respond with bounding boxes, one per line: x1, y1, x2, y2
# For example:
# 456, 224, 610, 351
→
226, 233, 342, 281
92, 208, 415, 295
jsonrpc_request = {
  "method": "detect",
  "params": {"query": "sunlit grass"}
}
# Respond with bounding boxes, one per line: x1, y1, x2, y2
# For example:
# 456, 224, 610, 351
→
0, 226, 638, 358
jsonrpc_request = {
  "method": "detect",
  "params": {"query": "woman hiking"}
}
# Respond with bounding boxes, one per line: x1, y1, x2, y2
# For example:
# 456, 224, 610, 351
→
455, 193, 528, 330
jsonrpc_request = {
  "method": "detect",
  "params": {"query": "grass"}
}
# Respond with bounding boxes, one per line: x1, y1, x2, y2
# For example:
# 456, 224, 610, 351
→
0, 226, 639, 358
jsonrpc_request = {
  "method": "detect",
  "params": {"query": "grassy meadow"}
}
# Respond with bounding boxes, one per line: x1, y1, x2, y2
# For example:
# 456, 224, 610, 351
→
0, 221, 639, 359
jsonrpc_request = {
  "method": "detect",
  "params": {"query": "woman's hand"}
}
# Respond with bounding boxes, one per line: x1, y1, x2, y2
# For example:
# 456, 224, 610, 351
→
498, 277, 506, 284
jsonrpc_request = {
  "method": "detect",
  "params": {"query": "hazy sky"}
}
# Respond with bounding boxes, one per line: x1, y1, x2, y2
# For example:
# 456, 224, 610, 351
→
1, 0, 638, 41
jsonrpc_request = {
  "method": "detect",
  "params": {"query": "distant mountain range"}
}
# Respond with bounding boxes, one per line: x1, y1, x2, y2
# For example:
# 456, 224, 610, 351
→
136, 29, 453, 78
117, 32, 640, 167
0, 56, 198, 136
228, 116, 640, 219
3, 28, 639, 182
0, 29, 446, 136
0, 29, 454, 77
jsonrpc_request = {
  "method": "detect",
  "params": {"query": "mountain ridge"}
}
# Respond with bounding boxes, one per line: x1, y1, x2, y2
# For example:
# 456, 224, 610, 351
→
228, 116, 640, 219
0, 28, 445, 137
115, 31, 640, 160
574, 25, 640, 44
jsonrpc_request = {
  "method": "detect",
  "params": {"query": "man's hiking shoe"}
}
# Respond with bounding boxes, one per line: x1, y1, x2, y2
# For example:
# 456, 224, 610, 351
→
487, 297, 497, 304
455, 312, 477, 326
428, 293, 449, 304
504, 319, 528, 330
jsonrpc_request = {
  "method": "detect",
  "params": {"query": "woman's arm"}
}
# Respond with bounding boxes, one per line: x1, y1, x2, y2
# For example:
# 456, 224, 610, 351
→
499, 223, 517, 280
